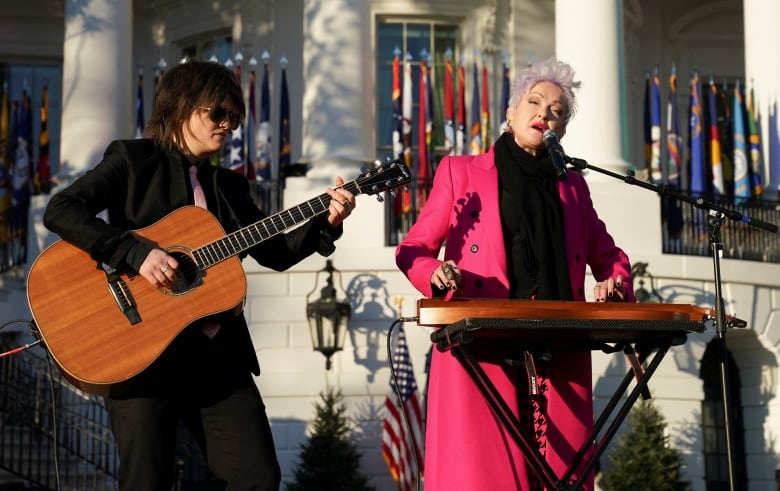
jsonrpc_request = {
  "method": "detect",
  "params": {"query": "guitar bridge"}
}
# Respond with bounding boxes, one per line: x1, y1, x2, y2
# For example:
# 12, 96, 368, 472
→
103, 266, 141, 325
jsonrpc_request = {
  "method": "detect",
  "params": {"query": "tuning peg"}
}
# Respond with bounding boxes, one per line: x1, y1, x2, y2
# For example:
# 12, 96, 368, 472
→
375, 194, 384, 203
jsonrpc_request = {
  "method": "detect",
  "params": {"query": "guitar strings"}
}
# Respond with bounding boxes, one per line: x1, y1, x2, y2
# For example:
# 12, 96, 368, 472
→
172, 180, 365, 288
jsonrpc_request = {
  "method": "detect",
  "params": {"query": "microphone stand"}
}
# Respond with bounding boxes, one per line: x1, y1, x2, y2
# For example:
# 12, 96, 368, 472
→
566, 157, 774, 491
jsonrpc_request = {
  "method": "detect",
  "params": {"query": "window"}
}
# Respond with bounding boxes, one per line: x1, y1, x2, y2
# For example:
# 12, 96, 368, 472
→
180, 35, 233, 63
1, 64, 61, 179
376, 20, 458, 245
0, 63, 61, 272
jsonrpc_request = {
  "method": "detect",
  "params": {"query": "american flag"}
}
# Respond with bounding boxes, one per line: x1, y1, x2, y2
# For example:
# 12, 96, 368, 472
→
382, 325, 424, 491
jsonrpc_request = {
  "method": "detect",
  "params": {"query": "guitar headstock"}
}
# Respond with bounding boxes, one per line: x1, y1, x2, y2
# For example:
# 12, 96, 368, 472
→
354, 158, 411, 199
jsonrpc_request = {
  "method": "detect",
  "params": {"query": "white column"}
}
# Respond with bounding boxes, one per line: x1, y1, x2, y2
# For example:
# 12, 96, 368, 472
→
60, 0, 132, 176
744, 0, 780, 197
300, 0, 371, 177
553, 0, 663, 259
554, 0, 629, 174
30, 0, 131, 263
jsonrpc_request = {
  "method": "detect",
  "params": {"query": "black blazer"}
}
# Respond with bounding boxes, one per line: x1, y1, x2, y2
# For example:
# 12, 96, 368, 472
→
44, 139, 340, 392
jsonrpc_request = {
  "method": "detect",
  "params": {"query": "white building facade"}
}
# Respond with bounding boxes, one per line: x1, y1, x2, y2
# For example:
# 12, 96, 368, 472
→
1, 0, 780, 489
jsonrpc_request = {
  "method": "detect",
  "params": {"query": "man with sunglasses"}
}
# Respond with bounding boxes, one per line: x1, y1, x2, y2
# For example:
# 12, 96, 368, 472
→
42, 60, 356, 491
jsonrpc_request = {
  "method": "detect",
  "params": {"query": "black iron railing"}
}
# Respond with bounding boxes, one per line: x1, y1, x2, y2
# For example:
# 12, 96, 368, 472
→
0, 336, 118, 490
0, 334, 215, 490
660, 196, 780, 262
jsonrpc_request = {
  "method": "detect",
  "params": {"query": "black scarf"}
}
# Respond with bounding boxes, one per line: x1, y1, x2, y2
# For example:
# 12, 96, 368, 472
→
494, 132, 573, 300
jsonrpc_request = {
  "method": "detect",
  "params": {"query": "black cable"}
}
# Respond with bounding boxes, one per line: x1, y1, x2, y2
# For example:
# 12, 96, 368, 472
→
41, 340, 62, 491
385, 316, 422, 491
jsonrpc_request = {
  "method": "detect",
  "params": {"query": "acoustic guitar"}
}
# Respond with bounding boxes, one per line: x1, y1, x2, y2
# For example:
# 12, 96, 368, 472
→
27, 160, 410, 395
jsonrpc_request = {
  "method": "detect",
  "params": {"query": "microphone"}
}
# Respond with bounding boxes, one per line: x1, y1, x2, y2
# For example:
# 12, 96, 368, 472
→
542, 129, 568, 180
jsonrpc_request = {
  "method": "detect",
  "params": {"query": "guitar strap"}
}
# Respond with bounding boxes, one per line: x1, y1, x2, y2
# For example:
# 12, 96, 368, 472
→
100, 262, 142, 325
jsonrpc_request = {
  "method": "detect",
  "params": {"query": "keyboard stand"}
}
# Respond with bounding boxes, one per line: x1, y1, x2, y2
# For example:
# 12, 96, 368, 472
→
430, 316, 706, 491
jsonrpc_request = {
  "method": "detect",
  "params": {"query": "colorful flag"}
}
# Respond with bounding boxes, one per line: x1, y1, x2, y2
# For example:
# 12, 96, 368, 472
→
664, 67, 683, 239
382, 325, 425, 491
716, 79, 734, 193
0, 84, 11, 217
666, 67, 682, 188
688, 72, 706, 195
707, 77, 724, 195
10, 91, 33, 264
732, 80, 750, 203
649, 69, 662, 183
480, 62, 490, 152
390, 53, 405, 218
417, 60, 430, 209
469, 63, 482, 155
401, 54, 413, 213
425, 60, 435, 173
256, 60, 272, 180
499, 61, 510, 133
747, 85, 763, 197
392, 54, 403, 161
279, 64, 291, 181
227, 59, 246, 175
456, 62, 466, 155
35, 82, 51, 194
443, 56, 454, 155
14, 91, 33, 179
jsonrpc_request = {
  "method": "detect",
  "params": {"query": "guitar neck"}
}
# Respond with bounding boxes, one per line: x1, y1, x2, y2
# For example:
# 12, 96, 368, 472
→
192, 180, 361, 269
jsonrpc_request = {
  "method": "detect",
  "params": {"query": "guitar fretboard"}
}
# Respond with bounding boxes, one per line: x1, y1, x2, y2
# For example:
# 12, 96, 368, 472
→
192, 181, 361, 269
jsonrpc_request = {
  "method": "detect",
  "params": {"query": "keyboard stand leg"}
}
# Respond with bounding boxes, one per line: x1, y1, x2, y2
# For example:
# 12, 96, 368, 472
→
451, 345, 566, 490
563, 343, 672, 490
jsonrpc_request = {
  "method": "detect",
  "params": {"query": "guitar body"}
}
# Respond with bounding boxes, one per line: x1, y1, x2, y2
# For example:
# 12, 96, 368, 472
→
27, 206, 246, 395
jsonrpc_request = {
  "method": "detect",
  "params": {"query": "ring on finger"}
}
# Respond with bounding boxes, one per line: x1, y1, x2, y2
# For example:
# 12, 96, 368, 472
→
161, 266, 169, 273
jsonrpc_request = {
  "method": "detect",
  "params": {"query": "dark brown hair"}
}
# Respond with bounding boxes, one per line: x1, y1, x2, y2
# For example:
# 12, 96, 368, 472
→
144, 60, 246, 152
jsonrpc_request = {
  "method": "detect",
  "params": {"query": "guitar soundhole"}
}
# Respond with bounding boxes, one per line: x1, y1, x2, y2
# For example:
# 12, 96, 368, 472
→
164, 250, 202, 295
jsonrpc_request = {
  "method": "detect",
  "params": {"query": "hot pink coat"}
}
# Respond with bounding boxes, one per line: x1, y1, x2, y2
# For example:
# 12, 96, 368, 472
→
396, 148, 634, 490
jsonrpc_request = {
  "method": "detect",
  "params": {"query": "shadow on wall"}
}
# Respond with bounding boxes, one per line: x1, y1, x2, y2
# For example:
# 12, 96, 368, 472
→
344, 272, 402, 384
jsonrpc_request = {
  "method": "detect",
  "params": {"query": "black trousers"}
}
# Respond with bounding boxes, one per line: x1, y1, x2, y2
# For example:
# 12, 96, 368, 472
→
106, 385, 280, 490
105, 326, 281, 491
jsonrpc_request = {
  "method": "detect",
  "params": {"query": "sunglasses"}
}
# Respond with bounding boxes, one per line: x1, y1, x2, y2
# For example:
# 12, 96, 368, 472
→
203, 106, 242, 130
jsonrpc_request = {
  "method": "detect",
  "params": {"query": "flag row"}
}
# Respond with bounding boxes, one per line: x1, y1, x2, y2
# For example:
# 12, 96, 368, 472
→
0, 82, 51, 200
644, 65, 765, 204
390, 49, 511, 212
